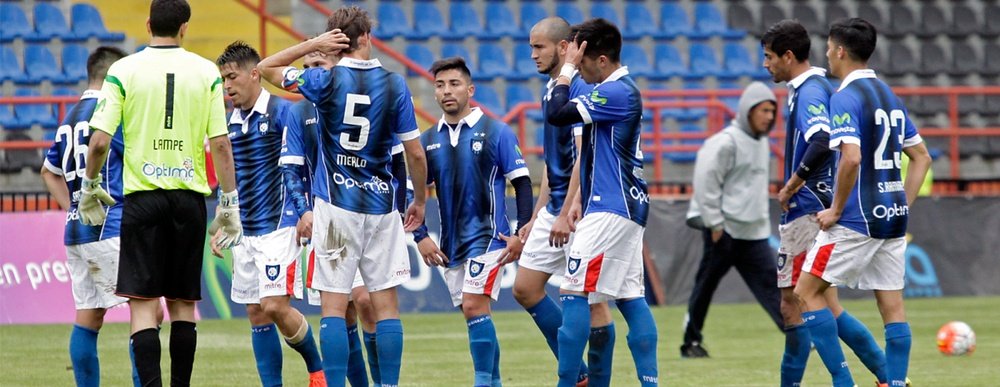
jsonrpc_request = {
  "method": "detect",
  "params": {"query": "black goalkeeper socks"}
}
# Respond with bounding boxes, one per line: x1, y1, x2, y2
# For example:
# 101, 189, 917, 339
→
131, 328, 162, 387
169, 321, 197, 387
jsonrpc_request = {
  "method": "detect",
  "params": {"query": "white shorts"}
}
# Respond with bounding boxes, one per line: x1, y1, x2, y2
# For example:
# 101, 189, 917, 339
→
801, 225, 906, 290
309, 198, 411, 294
65, 237, 128, 310
230, 227, 304, 304
520, 208, 572, 274
442, 249, 505, 307
564, 212, 645, 304
305, 247, 365, 306
777, 214, 821, 288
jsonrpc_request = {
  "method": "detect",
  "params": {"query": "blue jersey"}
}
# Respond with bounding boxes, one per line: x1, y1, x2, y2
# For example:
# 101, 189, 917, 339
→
573, 68, 649, 226
282, 58, 420, 215
43, 90, 124, 245
227, 90, 297, 236
542, 74, 592, 214
829, 70, 922, 239
421, 109, 529, 266
782, 68, 835, 224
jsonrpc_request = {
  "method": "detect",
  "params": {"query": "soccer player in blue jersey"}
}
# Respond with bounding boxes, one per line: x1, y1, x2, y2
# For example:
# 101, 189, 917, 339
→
793, 18, 932, 387
412, 57, 534, 387
545, 19, 658, 386
513, 17, 592, 386
762, 20, 891, 387
40, 46, 130, 387
213, 41, 325, 387
259, 7, 428, 386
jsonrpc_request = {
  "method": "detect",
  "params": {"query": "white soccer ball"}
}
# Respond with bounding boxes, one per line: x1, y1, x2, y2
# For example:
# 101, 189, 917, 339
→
937, 321, 976, 356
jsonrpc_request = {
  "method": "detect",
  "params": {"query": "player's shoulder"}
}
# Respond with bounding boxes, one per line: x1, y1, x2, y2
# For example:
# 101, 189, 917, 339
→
799, 77, 833, 99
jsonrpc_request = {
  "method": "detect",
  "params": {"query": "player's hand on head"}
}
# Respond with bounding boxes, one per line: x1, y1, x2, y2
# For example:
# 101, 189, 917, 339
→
78, 174, 115, 226
417, 238, 447, 267
403, 202, 425, 232
549, 215, 573, 249
565, 40, 588, 68
313, 28, 351, 56
209, 190, 244, 250
497, 233, 524, 265
296, 211, 314, 246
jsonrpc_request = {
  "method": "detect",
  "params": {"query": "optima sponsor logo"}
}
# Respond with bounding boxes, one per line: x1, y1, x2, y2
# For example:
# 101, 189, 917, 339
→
142, 158, 194, 182
872, 203, 909, 220
332, 172, 390, 193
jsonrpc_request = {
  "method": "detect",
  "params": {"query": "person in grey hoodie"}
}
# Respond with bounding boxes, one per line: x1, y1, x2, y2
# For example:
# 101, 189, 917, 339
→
680, 81, 784, 358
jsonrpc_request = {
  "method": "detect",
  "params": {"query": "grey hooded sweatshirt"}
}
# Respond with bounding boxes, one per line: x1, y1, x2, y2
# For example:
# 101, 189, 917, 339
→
686, 82, 777, 240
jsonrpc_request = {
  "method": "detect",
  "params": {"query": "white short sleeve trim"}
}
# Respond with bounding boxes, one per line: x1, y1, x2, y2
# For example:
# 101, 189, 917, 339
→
43, 159, 63, 176
397, 129, 421, 142
829, 136, 861, 150
573, 125, 583, 137
804, 123, 831, 142
279, 156, 305, 165
575, 100, 593, 125
903, 134, 923, 148
504, 167, 530, 181
391, 143, 404, 155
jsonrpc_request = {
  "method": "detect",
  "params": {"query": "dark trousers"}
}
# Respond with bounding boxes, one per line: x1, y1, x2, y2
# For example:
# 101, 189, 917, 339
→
682, 229, 783, 345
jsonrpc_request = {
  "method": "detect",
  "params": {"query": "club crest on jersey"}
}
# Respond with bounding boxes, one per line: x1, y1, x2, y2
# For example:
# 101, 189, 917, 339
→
567, 258, 581, 274
258, 120, 269, 135
469, 261, 485, 278
265, 265, 280, 281
471, 138, 484, 155
777, 253, 787, 270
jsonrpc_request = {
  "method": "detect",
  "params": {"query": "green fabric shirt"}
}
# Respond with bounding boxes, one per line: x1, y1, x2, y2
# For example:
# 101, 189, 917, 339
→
90, 46, 227, 195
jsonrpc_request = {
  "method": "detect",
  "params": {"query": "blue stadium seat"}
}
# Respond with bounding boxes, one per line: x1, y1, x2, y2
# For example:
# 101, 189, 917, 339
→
70, 3, 125, 41
517, 3, 548, 40
653, 43, 684, 80
441, 43, 472, 67
448, 3, 483, 40
623, 3, 657, 41
404, 45, 434, 77
53, 87, 78, 117
718, 81, 742, 118
665, 124, 703, 163
659, 3, 693, 39
406, 3, 446, 40
505, 84, 541, 123
591, 3, 620, 26
681, 82, 707, 122
473, 84, 503, 116
13, 88, 57, 128
556, 3, 584, 26
646, 83, 686, 121
62, 44, 89, 83
692, 3, 745, 40
0, 45, 27, 83
621, 44, 653, 78
722, 43, 754, 79
33, 3, 81, 42
483, 3, 518, 40
0, 103, 28, 130
374, 3, 409, 39
510, 44, 538, 81
476, 43, 509, 81
23, 45, 70, 84
685, 43, 722, 80
1, 3, 34, 42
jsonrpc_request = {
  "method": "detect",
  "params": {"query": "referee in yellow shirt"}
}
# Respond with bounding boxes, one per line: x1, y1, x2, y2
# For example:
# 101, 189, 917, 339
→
79, 1, 241, 385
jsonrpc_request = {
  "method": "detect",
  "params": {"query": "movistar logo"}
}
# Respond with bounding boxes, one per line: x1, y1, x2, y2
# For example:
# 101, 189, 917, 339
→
833, 113, 851, 126
808, 104, 826, 115
589, 90, 607, 105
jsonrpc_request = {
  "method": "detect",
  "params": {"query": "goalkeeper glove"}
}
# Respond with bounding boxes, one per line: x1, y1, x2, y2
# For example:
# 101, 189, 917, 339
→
209, 190, 243, 249
78, 174, 115, 226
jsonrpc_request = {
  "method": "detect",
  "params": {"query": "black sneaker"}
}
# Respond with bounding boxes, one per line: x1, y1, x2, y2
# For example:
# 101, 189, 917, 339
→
680, 342, 710, 358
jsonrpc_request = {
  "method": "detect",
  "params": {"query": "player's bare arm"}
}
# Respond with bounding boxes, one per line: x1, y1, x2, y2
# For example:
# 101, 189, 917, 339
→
83, 130, 111, 180
818, 142, 861, 230
901, 142, 932, 206
40, 167, 71, 210
209, 134, 237, 193
402, 138, 428, 231
417, 235, 447, 267
778, 173, 806, 212
257, 29, 350, 87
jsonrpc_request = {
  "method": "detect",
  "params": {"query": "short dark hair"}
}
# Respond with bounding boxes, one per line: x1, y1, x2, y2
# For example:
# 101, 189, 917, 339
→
149, 0, 190, 37
572, 18, 622, 63
216, 41, 261, 70
761, 20, 810, 62
828, 18, 877, 62
429, 57, 472, 80
326, 6, 373, 54
86, 46, 126, 84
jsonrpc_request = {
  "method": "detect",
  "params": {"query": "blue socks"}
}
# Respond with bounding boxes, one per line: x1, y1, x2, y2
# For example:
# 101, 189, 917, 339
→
287, 322, 323, 374
129, 338, 140, 387
69, 325, 100, 387
803, 308, 854, 387
491, 338, 502, 387
375, 319, 404, 387
527, 295, 589, 382
587, 323, 615, 387
885, 322, 911, 387
617, 298, 659, 387
363, 330, 381, 386
251, 324, 283, 387
467, 315, 498, 387
346, 324, 368, 387
837, 310, 887, 383
780, 324, 811, 387
557, 295, 590, 387
320, 317, 349, 385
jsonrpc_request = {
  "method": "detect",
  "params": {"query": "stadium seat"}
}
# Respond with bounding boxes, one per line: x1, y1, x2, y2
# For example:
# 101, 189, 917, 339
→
53, 86, 78, 117
482, 3, 518, 40
948, 4, 978, 39
70, 3, 125, 41
0, 3, 34, 42
13, 88, 57, 128
916, 5, 948, 40
623, 3, 657, 41
1, 132, 41, 174
692, 3, 744, 40
23, 45, 69, 84
718, 81, 741, 118
758, 4, 786, 39
33, 3, 80, 42
590, 3, 620, 28
681, 82, 708, 122
441, 44, 472, 67
867, 47, 885, 74
982, 4, 1000, 38
475, 43, 509, 81
917, 42, 947, 78
823, 4, 848, 36
792, 4, 823, 36
510, 44, 538, 81
685, 43, 722, 80
722, 43, 755, 79
886, 4, 916, 39
505, 84, 535, 114
885, 43, 917, 77
448, 2, 483, 41
621, 44, 653, 78
665, 124, 703, 163
374, 3, 410, 39
659, 3, 693, 39
856, 4, 884, 32
472, 84, 503, 116
0, 103, 28, 130
404, 45, 434, 77
407, 3, 446, 40
725, 4, 756, 36
983, 42, 1000, 78
0, 45, 27, 83
517, 3, 548, 40
645, 83, 686, 121
62, 44, 89, 83
556, 3, 584, 26
653, 43, 685, 80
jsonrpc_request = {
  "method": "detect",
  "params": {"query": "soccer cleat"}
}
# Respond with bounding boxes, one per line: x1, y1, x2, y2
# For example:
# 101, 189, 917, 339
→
309, 370, 327, 387
576, 375, 589, 387
875, 377, 911, 387
680, 342, 710, 358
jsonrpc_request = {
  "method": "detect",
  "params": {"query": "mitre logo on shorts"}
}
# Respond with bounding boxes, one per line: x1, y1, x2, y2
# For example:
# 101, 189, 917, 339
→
567, 258, 581, 275
469, 261, 484, 278
265, 265, 280, 281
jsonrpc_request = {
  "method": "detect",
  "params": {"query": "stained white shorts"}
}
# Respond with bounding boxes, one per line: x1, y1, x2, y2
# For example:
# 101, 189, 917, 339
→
65, 237, 128, 310
308, 198, 411, 294
564, 212, 645, 304
801, 225, 906, 290
777, 214, 821, 288
305, 248, 365, 306
442, 249, 505, 307
230, 227, 304, 304
520, 208, 572, 275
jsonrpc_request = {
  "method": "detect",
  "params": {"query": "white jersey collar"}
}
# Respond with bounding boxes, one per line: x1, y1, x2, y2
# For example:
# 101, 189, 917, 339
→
336, 57, 383, 70
437, 107, 484, 132
788, 67, 827, 90
229, 88, 271, 126
837, 69, 877, 92
80, 89, 101, 100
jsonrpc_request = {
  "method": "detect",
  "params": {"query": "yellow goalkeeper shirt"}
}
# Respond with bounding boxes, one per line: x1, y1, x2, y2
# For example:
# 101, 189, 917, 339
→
90, 46, 227, 196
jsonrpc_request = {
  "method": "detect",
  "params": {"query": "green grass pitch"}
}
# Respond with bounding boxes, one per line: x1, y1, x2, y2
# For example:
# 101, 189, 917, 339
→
1, 296, 996, 386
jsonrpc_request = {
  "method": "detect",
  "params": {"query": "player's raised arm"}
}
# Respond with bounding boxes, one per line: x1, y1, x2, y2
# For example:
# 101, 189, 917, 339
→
257, 29, 349, 89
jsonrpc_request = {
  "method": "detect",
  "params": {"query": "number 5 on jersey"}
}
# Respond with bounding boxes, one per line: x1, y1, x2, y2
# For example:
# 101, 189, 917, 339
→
341, 93, 370, 150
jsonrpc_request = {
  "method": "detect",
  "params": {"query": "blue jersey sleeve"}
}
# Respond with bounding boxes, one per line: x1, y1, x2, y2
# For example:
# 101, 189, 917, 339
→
795, 84, 832, 142
568, 77, 593, 136
393, 75, 420, 141
496, 126, 529, 180
43, 140, 63, 175
573, 83, 630, 125
829, 92, 863, 150
282, 67, 332, 104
